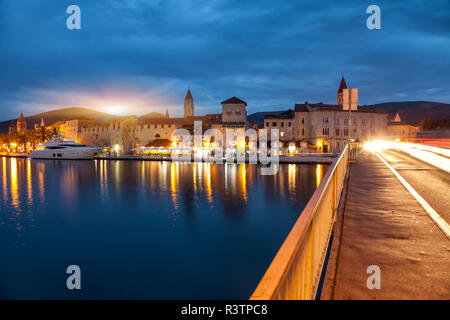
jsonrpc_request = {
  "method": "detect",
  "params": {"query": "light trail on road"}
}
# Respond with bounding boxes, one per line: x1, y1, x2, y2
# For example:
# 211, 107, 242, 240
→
376, 153, 450, 239
364, 141, 450, 173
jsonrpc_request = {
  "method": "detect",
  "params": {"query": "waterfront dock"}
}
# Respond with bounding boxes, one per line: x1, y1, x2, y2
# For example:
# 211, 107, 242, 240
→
322, 150, 450, 299
95, 154, 335, 164
1, 153, 335, 164
0, 153, 28, 158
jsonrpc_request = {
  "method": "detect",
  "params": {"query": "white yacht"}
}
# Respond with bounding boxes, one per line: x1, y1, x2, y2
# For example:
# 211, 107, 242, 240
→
30, 135, 99, 160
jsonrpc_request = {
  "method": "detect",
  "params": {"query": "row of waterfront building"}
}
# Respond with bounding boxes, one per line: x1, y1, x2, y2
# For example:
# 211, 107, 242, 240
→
10, 77, 417, 155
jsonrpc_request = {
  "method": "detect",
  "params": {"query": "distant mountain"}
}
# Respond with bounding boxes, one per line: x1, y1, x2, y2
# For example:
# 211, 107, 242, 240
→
367, 101, 450, 126
1, 101, 448, 134
0, 107, 168, 134
0, 107, 123, 134
138, 112, 165, 122
247, 111, 285, 126
248, 101, 450, 127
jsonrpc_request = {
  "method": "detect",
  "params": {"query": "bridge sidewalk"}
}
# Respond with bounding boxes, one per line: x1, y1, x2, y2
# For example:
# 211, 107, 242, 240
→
322, 150, 450, 299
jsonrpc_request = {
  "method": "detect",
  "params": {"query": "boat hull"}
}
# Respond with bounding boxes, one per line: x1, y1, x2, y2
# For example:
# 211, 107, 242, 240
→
29, 149, 98, 160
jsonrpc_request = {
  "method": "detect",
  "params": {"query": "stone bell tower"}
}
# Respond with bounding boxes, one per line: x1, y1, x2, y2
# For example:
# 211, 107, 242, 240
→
337, 76, 347, 106
184, 89, 194, 118
17, 112, 27, 135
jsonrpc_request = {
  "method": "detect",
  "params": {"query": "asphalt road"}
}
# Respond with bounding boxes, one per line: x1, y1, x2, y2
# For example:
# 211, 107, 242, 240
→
380, 149, 450, 224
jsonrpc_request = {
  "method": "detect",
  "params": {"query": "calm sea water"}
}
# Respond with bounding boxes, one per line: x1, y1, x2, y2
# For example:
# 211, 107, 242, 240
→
0, 157, 328, 299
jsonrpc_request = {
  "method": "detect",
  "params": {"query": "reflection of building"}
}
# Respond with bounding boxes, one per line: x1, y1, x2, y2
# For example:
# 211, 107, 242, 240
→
264, 77, 388, 153
387, 112, 418, 140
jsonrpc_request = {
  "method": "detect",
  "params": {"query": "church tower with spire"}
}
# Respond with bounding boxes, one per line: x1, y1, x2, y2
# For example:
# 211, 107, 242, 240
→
184, 89, 194, 118
337, 76, 347, 106
17, 112, 27, 134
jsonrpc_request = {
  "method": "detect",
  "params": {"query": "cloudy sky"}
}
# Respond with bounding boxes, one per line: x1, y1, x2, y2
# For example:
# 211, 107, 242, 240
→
0, 0, 449, 120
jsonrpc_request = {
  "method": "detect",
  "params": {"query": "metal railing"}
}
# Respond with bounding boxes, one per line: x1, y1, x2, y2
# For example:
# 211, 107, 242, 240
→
250, 143, 356, 300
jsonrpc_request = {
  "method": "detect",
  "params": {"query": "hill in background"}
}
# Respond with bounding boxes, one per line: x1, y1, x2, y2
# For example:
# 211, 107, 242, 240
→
0, 107, 125, 134
138, 112, 165, 122
0, 107, 168, 134
367, 101, 450, 126
248, 101, 450, 127
1, 101, 448, 134
247, 111, 285, 127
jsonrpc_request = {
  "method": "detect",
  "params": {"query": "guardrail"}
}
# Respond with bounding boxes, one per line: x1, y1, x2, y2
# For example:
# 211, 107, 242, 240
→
250, 143, 356, 300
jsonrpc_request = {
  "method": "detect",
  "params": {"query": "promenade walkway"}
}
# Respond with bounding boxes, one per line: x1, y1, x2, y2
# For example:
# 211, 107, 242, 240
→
322, 150, 450, 299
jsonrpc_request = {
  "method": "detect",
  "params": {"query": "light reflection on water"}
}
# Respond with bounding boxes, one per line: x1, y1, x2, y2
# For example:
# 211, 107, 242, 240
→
0, 157, 328, 299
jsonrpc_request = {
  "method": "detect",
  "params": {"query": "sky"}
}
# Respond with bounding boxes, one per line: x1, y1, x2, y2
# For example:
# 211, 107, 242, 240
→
0, 0, 449, 120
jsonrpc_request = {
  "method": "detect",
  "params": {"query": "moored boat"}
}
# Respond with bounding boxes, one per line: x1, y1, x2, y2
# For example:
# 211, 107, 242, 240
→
29, 135, 99, 160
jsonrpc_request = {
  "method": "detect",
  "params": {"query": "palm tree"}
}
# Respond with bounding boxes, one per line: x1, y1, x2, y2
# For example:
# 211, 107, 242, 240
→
26, 130, 38, 150
17, 133, 28, 153
36, 126, 52, 143
48, 126, 59, 138
0, 134, 9, 152
9, 131, 19, 152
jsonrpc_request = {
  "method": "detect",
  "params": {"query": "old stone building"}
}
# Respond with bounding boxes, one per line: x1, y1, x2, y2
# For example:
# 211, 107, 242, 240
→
220, 97, 249, 152
265, 77, 388, 153
17, 112, 27, 135
56, 78, 387, 155
59, 90, 249, 155
387, 112, 418, 140
184, 89, 194, 118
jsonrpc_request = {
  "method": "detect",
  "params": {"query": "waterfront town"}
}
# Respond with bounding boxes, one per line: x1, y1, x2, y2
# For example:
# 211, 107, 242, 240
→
1, 77, 412, 157
1, 0, 449, 305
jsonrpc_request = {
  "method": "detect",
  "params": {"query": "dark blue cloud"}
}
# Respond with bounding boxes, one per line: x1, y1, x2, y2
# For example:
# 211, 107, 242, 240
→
0, 0, 449, 119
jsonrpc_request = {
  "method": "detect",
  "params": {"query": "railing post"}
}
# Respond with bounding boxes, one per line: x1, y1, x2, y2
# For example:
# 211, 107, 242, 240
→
332, 171, 337, 216
306, 222, 314, 299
